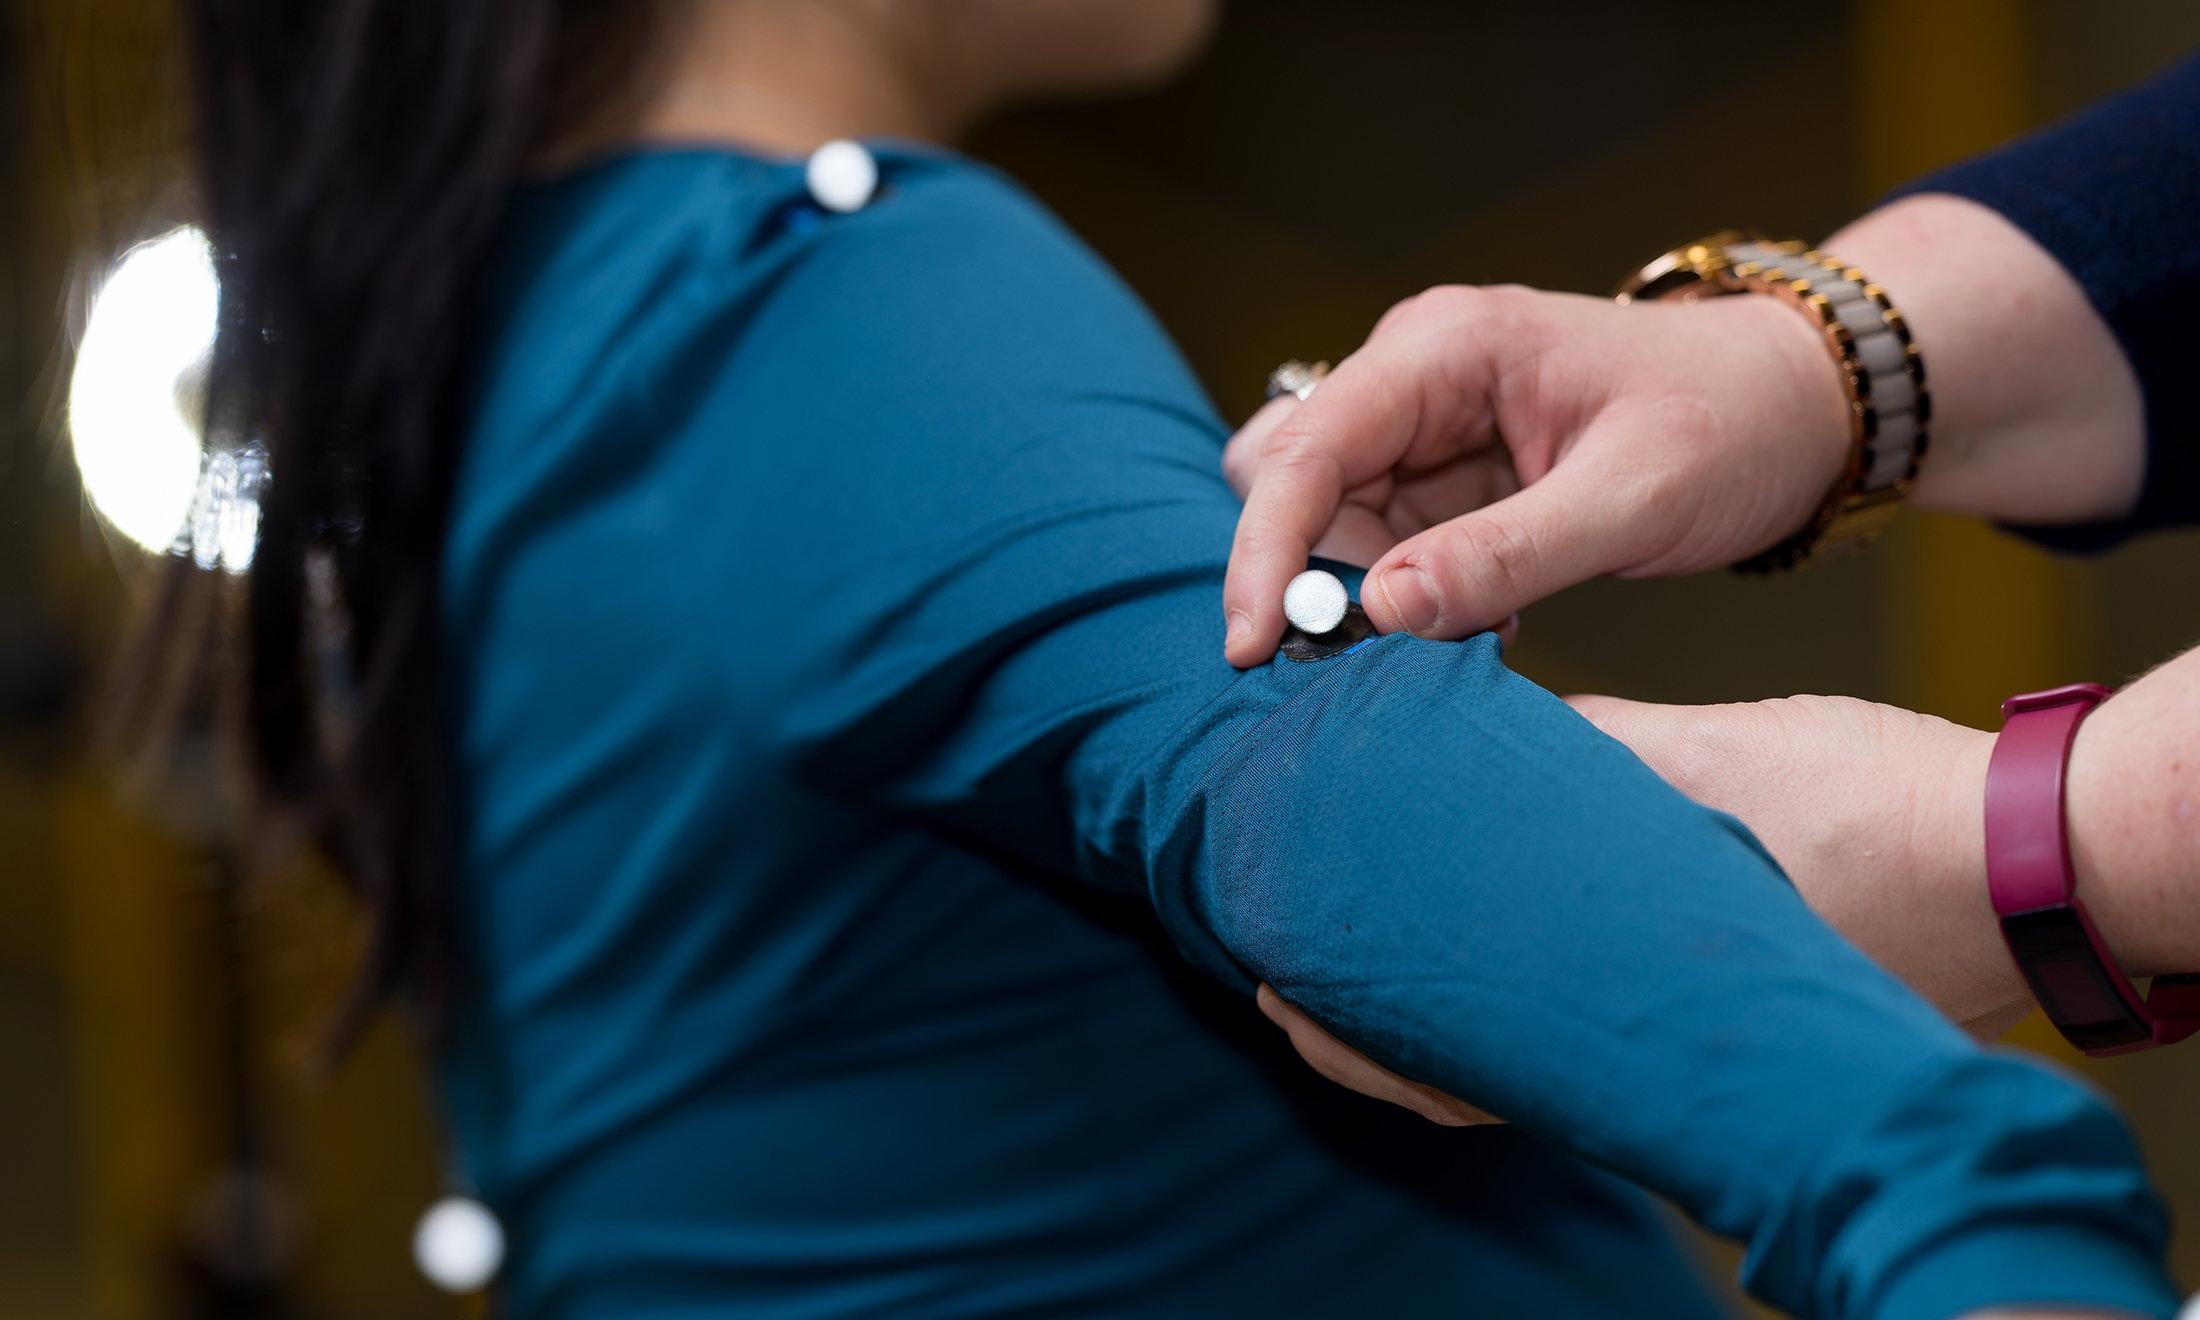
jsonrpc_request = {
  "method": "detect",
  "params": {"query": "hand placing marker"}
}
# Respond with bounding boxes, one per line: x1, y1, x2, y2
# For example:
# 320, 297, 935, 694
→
1223, 194, 2153, 668
1228, 370, 1531, 662
1272, 566, 1514, 662
1230, 379, 1424, 662
1224, 391, 1406, 572
1218, 285, 1853, 667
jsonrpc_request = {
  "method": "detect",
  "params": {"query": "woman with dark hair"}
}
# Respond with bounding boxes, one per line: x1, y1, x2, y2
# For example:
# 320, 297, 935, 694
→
162, 2, 2177, 1316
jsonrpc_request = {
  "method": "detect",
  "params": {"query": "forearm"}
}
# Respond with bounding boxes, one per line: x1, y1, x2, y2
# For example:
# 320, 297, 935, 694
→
1146, 628, 2174, 1320
1824, 193, 2144, 526
2067, 644, 2200, 977
1902, 641, 2200, 993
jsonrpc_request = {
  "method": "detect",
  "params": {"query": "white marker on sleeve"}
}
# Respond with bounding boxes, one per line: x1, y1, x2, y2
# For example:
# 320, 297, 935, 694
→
1282, 569, 1350, 635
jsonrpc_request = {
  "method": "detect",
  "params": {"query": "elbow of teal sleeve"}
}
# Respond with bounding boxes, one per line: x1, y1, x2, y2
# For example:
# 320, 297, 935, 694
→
1135, 632, 2174, 1320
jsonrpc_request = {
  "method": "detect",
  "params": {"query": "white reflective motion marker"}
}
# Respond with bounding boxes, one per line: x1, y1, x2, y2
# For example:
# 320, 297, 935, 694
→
414, 1196, 504, 1294
1283, 569, 1350, 635
805, 139, 879, 213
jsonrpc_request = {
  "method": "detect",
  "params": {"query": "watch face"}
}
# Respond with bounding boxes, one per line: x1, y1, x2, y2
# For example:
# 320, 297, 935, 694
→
2001, 907, 2150, 1052
1616, 254, 1719, 305
1615, 230, 1765, 304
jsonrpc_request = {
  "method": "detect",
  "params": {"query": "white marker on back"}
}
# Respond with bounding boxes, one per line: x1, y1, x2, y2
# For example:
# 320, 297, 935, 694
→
1283, 569, 1350, 635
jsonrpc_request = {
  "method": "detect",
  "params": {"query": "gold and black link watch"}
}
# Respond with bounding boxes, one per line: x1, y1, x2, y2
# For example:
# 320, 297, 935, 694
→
1617, 230, 1931, 573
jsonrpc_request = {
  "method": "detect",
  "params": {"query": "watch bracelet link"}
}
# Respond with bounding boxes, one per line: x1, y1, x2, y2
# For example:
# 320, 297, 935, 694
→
1615, 230, 1932, 573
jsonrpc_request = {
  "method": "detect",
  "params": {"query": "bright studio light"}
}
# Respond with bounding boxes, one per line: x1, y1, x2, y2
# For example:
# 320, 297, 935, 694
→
69, 226, 221, 554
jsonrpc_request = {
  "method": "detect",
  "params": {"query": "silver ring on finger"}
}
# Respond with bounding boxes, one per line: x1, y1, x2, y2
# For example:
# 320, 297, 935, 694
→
1265, 359, 1330, 402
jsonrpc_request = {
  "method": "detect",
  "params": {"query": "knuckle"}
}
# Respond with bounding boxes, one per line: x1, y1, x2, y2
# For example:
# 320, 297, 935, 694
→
1415, 285, 1537, 378
1379, 283, 1480, 333
1652, 706, 1767, 802
1452, 283, 1531, 330
1655, 724, 1727, 801
1421, 281, 1480, 308
1264, 428, 1350, 493
1373, 296, 1420, 336
1414, 283, 1486, 324
1381, 287, 1438, 328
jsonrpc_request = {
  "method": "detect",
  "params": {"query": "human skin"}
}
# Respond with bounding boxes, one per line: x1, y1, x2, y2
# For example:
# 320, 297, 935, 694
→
556, 0, 1219, 161
1223, 192, 2200, 1009
592, 19, 2181, 1311
1226, 197, 2200, 1320
1259, 640, 2200, 1104
1220, 192, 2144, 652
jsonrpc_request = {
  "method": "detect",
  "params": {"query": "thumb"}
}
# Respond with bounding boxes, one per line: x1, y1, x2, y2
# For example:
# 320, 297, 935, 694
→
1362, 463, 1636, 639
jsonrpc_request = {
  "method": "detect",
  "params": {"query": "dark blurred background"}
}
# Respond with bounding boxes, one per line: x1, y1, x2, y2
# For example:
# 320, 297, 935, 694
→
7, 1, 2199, 1315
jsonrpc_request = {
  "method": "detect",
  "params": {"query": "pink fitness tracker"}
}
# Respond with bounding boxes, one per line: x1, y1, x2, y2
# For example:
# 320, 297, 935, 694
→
1987, 683, 2200, 1056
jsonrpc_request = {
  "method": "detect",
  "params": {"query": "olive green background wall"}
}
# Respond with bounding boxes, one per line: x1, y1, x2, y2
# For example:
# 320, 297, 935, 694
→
6, 2, 2197, 1314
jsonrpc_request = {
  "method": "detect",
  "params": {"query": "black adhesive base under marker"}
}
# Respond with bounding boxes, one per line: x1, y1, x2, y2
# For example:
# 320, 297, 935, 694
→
1279, 603, 1376, 662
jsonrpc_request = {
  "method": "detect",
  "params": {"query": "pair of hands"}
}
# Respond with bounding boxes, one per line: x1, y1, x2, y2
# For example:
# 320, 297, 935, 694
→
1219, 258, 2037, 1125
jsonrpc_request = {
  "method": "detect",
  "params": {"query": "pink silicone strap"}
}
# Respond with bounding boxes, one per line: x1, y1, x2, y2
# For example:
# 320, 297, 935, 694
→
1985, 684, 2103, 915
1986, 683, 2200, 1056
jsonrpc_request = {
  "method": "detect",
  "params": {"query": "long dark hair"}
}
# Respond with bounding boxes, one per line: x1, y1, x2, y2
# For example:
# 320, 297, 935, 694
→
157, 0, 646, 1060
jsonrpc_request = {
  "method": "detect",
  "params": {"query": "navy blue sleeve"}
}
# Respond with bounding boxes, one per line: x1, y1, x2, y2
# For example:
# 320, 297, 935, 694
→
1892, 50, 2200, 547
686, 156, 2175, 1319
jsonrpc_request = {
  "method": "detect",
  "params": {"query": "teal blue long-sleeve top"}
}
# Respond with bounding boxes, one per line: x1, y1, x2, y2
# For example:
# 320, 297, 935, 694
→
437, 143, 2177, 1319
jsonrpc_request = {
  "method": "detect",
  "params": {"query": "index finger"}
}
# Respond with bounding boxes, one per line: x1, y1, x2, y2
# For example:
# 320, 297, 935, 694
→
1221, 344, 1435, 666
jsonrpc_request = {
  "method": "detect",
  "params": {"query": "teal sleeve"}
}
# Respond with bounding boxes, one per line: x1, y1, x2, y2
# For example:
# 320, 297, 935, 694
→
672, 160, 2175, 1320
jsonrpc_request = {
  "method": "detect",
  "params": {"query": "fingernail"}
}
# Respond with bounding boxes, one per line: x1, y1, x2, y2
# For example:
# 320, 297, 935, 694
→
1375, 566, 1439, 634
1225, 609, 1253, 654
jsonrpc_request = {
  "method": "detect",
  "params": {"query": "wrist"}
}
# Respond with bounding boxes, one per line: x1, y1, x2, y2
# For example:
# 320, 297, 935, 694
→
1720, 292, 1855, 508
1823, 195, 2143, 525
2064, 695, 2173, 980
1621, 232, 1930, 570
1910, 723, 2033, 1032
